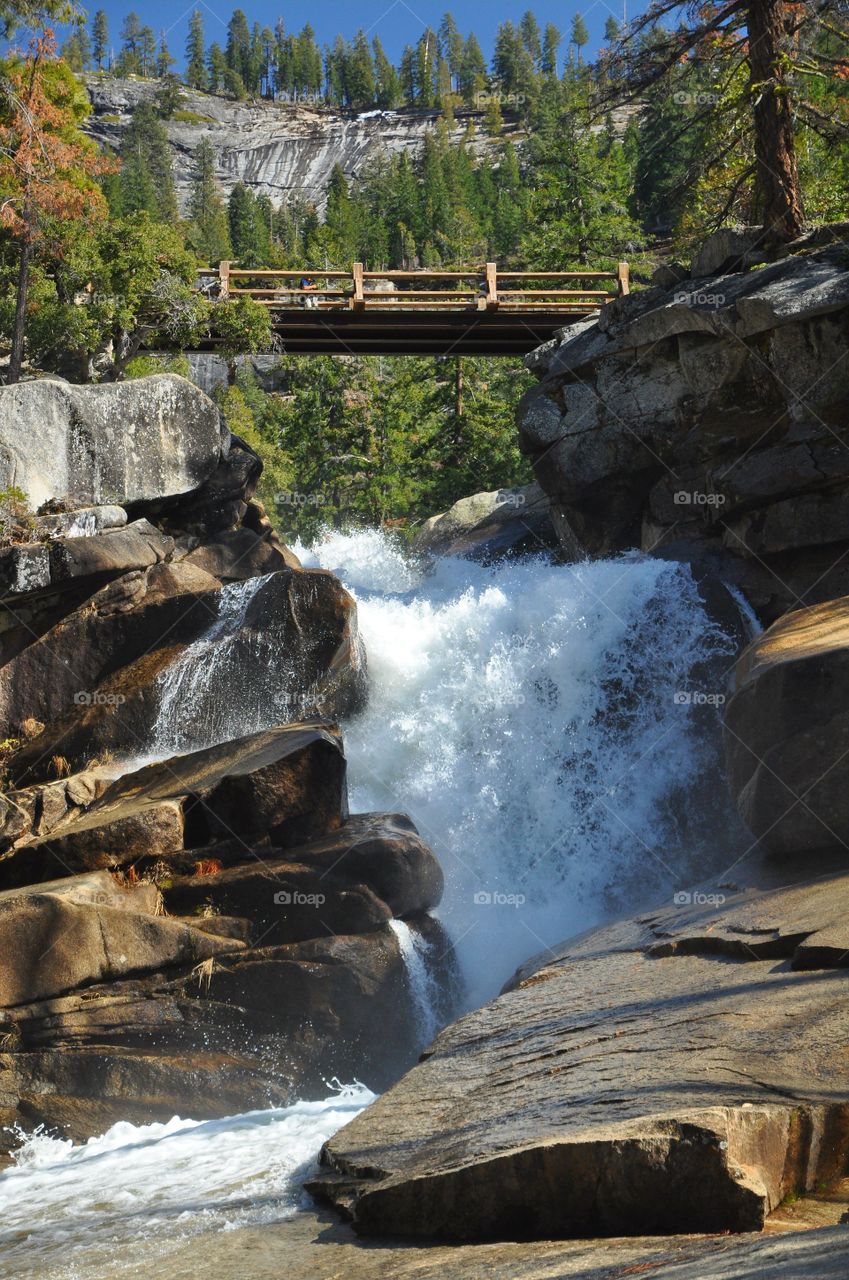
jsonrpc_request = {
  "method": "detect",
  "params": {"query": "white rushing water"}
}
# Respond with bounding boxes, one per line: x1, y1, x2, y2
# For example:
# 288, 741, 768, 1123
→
295, 530, 740, 1004
388, 919, 441, 1050
0, 1085, 373, 1280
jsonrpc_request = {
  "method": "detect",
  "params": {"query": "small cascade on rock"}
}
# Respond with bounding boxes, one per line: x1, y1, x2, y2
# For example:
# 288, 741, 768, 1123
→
389, 919, 441, 1050
151, 575, 272, 756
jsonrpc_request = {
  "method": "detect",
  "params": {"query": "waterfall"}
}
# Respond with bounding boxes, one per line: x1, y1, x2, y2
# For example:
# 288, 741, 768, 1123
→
296, 530, 745, 1005
389, 919, 440, 1050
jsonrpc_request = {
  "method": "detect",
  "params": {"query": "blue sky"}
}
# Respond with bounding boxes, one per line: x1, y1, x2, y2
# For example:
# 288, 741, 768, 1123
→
63, 0, 635, 69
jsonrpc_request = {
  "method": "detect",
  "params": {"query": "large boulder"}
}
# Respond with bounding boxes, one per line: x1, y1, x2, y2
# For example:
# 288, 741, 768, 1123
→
0, 892, 243, 1006
311, 873, 849, 1241
0, 376, 223, 510
413, 483, 555, 561
0, 920, 441, 1147
518, 243, 849, 621
725, 596, 849, 856
160, 813, 444, 944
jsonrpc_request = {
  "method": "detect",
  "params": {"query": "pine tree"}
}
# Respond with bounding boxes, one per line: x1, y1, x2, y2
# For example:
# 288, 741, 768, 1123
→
373, 37, 400, 108
348, 30, 375, 106
118, 101, 177, 222
398, 46, 416, 103
207, 43, 227, 93
139, 26, 156, 77
458, 33, 486, 105
541, 23, 560, 77
188, 138, 232, 261
571, 13, 590, 62
92, 10, 109, 72
62, 21, 90, 71
604, 17, 620, 44
298, 24, 323, 97
438, 12, 463, 88
226, 10, 251, 83
118, 12, 142, 75
519, 11, 542, 67
414, 29, 437, 106
228, 181, 269, 264
186, 11, 207, 90
156, 31, 175, 79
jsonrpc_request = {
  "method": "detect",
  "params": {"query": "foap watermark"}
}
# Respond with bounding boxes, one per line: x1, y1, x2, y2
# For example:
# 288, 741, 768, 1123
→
275, 490, 328, 508
674, 690, 726, 707
673, 91, 721, 106
470, 689, 526, 711
673, 490, 725, 507
475, 90, 527, 108
673, 890, 726, 907
474, 890, 526, 908
673, 290, 726, 308
273, 890, 326, 906
73, 690, 126, 707
71, 889, 112, 905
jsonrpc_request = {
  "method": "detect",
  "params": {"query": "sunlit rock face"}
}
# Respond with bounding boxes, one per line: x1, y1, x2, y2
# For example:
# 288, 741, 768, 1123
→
83, 77, 521, 215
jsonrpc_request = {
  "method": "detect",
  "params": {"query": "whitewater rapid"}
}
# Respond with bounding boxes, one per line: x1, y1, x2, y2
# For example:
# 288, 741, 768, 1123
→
0, 1085, 373, 1279
296, 530, 740, 1003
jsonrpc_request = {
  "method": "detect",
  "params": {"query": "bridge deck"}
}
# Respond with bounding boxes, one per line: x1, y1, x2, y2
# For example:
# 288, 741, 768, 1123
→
260, 308, 598, 355
196, 262, 629, 357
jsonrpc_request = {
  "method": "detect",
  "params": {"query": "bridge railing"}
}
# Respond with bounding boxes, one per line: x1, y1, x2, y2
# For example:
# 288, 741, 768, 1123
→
196, 261, 629, 313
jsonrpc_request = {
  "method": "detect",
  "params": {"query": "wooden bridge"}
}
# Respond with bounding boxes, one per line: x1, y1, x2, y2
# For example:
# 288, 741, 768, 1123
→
197, 262, 630, 356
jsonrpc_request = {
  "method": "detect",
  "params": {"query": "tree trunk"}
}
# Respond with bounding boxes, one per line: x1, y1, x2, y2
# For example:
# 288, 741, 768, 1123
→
7, 229, 32, 385
747, 0, 805, 242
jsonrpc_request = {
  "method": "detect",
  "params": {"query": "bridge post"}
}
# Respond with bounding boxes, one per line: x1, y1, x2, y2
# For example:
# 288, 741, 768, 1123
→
485, 262, 499, 310
219, 260, 231, 300
617, 262, 630, 296
352, 262, 365, 311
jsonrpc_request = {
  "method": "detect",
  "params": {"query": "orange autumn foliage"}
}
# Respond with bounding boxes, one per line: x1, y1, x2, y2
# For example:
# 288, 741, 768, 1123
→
0, 30, 115, 244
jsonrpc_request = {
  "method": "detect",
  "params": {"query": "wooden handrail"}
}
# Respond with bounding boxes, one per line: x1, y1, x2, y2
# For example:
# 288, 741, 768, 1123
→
209, 260, 630, 314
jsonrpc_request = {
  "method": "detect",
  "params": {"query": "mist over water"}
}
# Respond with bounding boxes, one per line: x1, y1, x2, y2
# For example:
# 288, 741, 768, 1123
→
296, 530, 740, 1004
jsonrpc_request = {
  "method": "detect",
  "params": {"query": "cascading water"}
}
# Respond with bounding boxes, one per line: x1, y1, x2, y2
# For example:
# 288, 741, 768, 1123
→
152, 575, 271, 755
388, 919, 441, 1050
295, 530, 745, 1004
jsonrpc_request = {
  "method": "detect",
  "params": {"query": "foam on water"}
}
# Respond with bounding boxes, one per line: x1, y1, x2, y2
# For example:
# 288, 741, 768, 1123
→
295, 530, 739, 1004
0, 1084, 373, 1280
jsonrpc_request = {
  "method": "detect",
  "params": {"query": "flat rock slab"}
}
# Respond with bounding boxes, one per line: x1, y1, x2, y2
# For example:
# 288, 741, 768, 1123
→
312, 874, 849, 1241
105, 1208, 849, 1280
0, 375, 222, 509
